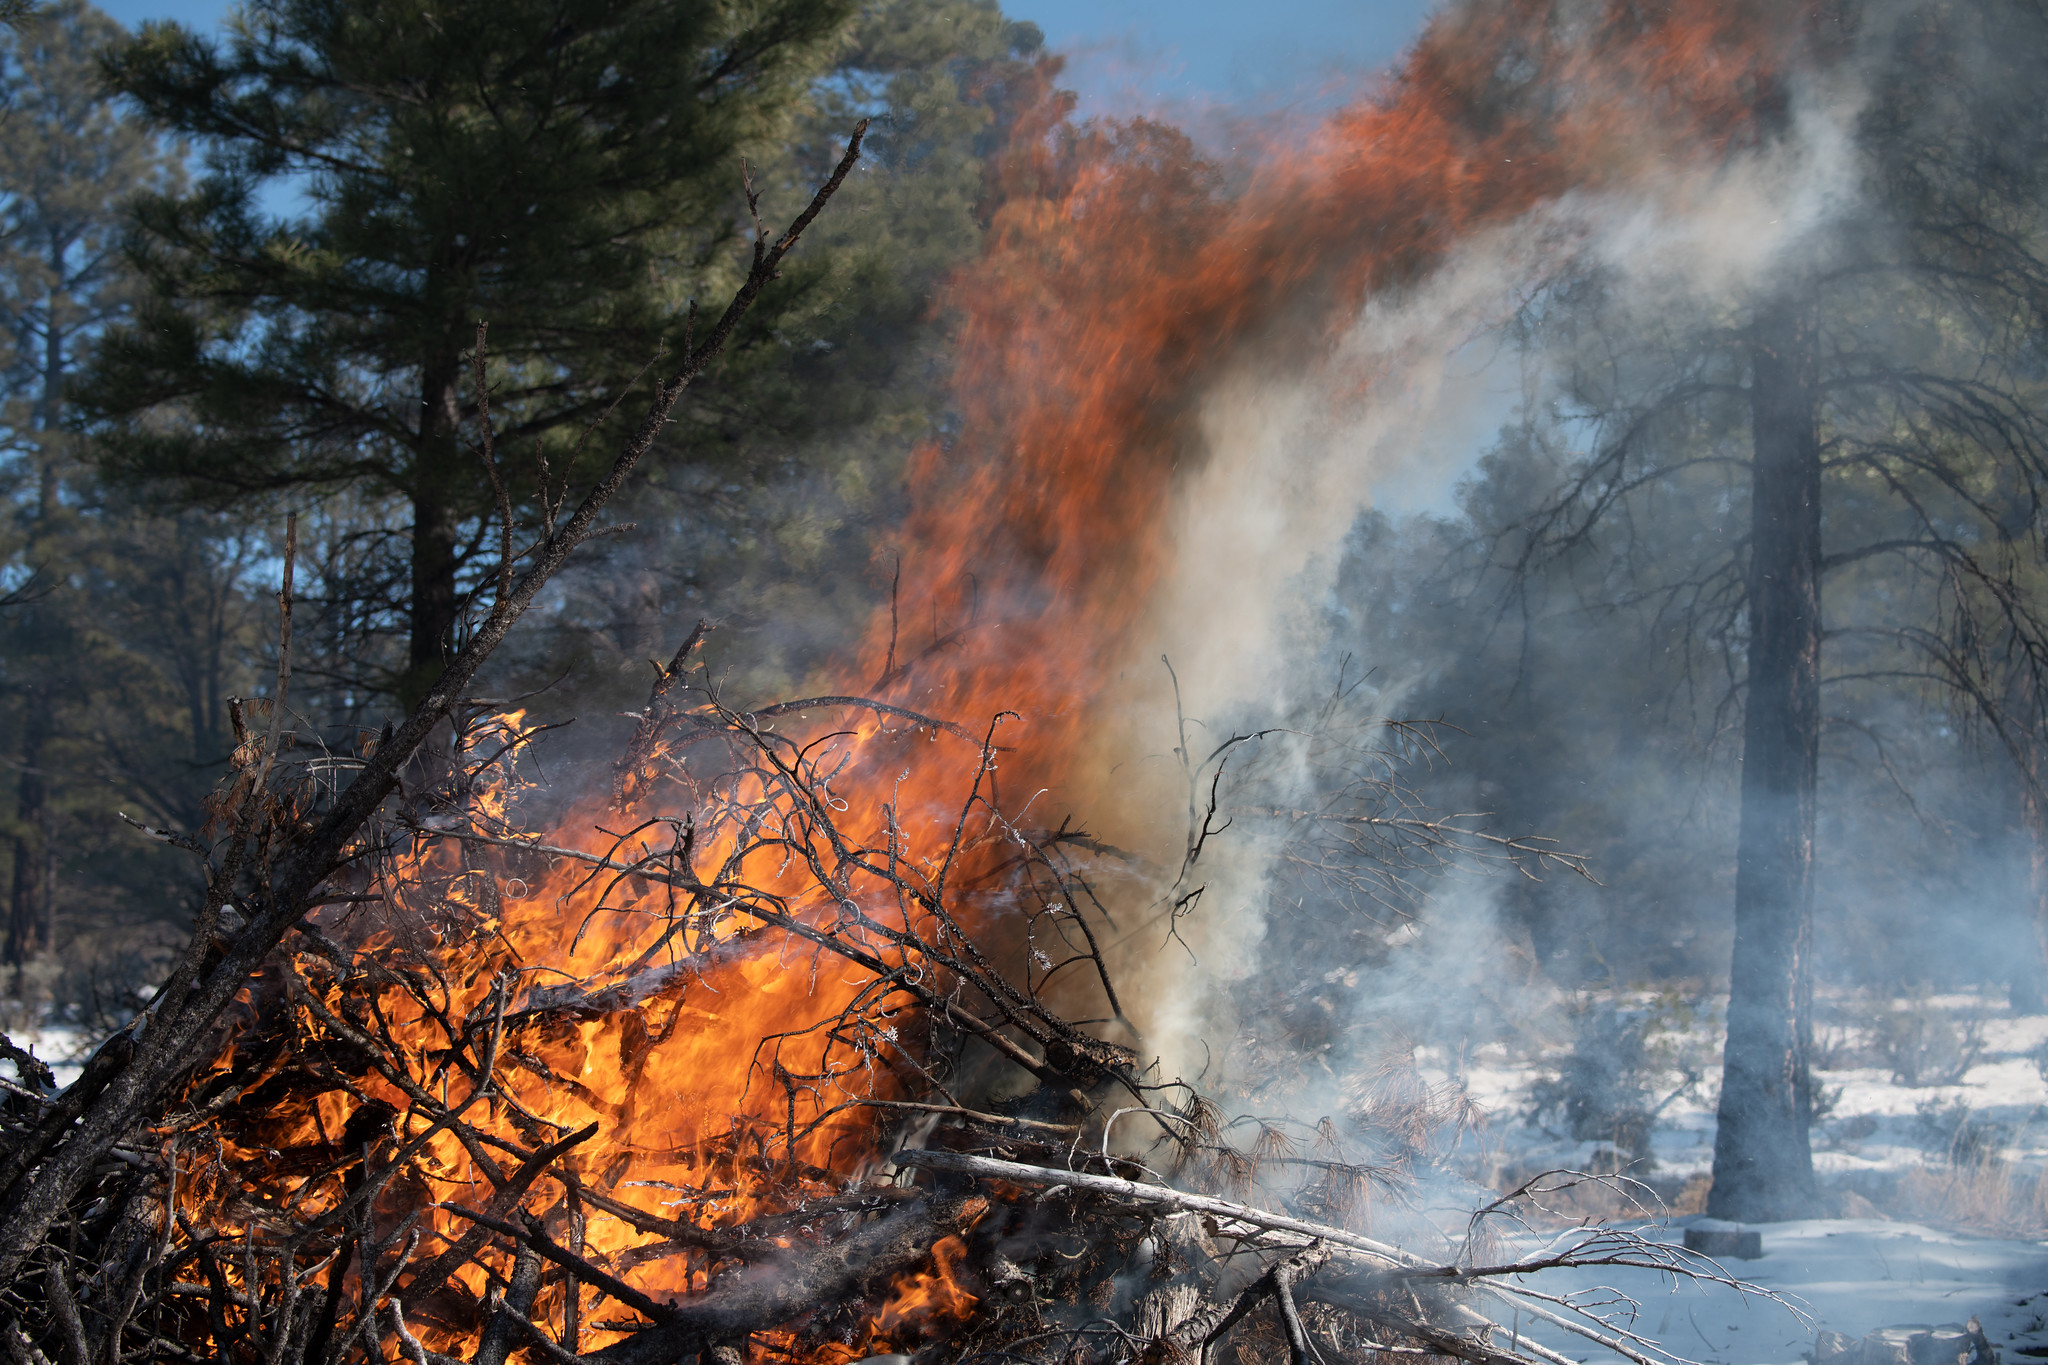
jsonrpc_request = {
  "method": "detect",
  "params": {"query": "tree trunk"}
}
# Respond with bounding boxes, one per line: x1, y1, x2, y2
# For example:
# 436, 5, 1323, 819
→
1707, 290, 1824, 1222
6, 687, 50, 980
2017, 768, 2048, 1014
8, 325, 65, 982
404, 361, 465, 708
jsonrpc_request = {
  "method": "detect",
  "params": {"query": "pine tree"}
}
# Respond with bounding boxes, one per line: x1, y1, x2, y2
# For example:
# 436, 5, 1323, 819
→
1493, 0, 2048, 1219
86, 0, 856, 703
0, 0, 195, 979
538, 0, 1052, 701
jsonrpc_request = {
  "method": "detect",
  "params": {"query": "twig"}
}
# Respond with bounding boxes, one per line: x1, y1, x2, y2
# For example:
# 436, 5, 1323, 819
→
1163, 1243, 1331, 1365
388, 1300, 434, 1365
1272, 1247, 1322, 1365
501, 1301, 594, 1365
437, 1206, 672, 1325
837, 1099, 1080, 1136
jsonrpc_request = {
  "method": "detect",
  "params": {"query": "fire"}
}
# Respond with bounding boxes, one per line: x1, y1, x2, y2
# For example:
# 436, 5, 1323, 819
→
804, 1234, 980, 1365
865, 1234, 978, 1338
862, 0, 1813, 825
172, 1, 1829, 1357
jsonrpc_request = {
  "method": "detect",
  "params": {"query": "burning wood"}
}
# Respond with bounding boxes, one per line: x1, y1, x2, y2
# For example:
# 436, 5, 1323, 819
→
0, 612, 1765, 1365
0, 322, 1687, 1363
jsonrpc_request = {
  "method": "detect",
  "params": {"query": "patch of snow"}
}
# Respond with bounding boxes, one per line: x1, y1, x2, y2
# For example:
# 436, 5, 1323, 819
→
1508, 1217, 2048, 1365
1450, 993, 2048, 1194
5, 1022, 89, 1090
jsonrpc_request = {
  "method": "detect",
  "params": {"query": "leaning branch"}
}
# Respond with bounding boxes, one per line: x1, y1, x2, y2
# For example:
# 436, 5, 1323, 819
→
0, 122, 870, 1290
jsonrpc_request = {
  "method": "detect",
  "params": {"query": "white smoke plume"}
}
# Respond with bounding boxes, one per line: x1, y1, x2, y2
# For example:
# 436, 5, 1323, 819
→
1099, 60, 1875, 1108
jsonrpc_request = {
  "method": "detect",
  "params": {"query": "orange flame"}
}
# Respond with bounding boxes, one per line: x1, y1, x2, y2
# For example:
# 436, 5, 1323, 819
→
179, 2, 1830, 1357
802, 1234, 980, 1365
861, 0, 1819, 809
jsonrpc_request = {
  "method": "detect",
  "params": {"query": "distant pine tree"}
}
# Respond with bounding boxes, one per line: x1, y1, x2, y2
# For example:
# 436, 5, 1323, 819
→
1, 0, 210, 982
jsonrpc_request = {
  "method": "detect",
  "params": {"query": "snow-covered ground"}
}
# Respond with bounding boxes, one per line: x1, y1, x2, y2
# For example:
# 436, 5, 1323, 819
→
1814, 1007, 2048, 1193
1510, 1217, 2048, 1365
1447, 992, 2048, 1206
1427, 990, 2048, 1365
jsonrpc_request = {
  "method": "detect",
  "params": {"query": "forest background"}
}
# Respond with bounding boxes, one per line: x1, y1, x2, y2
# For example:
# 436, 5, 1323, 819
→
2, 0, 2045, 1206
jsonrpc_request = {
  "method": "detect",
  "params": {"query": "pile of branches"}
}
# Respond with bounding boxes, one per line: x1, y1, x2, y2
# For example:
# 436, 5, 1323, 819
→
0, 117, 1769, 1365
0, 632, 1777, 1365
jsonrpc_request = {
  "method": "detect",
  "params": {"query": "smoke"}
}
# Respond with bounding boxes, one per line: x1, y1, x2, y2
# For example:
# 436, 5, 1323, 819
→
1092, 25, 1884, 1107
502, 0, 2045, 1193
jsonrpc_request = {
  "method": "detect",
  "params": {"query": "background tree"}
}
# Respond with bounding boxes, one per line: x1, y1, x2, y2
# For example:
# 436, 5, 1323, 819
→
87, 0, 856, 704
528, 0, 1055, 706
1463, 0, 2048, 1219
0, 0, 264, 1001
1843, 0, 2048, 1014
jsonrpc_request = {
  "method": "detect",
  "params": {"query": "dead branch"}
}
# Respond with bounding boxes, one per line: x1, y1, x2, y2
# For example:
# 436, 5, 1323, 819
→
585, 1196, 979, 1365
893, 1150, 1413, 1265
0, 120, 870, 1336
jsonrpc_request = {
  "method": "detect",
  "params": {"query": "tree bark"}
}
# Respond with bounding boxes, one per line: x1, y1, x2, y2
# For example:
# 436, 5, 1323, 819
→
1707, 288, 1824, 1222
7, 318, 65, 979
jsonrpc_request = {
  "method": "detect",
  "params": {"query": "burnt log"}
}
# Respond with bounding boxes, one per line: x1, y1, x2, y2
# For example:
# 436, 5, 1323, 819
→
588, 1196, 980, 1365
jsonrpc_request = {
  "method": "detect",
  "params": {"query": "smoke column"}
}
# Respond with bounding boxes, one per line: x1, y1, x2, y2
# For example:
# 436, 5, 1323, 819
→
862, 0, 1866, 1078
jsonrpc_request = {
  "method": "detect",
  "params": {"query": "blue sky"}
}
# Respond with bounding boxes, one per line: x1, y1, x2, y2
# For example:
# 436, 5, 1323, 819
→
1025, 0, 1435, 107
91, 0, 1440, 109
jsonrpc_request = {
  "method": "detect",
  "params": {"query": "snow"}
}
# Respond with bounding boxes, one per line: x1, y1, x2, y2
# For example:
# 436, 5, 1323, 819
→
7, 1021, 87, 1090
1442, 992, 2048, 1192
1506, 1217, 2048, 1365
1431, 991, 2048, 1365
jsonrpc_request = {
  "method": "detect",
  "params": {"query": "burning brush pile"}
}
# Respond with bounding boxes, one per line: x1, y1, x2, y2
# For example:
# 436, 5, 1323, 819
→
0, 0, 1841, 1357
0, 614, 1757, 1365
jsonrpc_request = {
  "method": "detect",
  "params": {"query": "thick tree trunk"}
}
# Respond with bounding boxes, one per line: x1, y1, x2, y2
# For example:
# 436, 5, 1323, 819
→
1707, 290, 1823, 1222
404, 362, 465, 707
